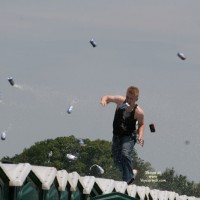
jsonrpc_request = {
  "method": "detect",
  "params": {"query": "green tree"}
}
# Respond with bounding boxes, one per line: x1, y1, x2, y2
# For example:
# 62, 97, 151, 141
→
2, 135, 199, 196
5, 136, 153, 181
157, 168, 200, 197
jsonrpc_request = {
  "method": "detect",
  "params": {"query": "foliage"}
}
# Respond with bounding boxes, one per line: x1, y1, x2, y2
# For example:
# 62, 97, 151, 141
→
1, 135, 199, 197
157, 168, 200, 197
8, 136, 122, 180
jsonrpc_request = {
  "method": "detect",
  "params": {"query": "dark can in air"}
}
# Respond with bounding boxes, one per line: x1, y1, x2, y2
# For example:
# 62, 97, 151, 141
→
7, 77, 15, 86
90, 39, 97, 47
149, 123, 156, 132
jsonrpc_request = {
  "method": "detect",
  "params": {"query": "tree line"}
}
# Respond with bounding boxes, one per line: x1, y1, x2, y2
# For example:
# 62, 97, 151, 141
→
2, 135, 200, 197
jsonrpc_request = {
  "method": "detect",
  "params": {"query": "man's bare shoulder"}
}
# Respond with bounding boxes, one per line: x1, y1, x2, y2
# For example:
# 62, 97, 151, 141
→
136, 105, 144, 115
135, 106, 144, 124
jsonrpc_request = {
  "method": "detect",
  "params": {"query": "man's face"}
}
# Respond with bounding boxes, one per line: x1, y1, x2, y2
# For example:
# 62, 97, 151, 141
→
126, 92, 138, 105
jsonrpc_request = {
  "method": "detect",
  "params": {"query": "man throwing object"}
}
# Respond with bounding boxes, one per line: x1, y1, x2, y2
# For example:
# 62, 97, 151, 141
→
101, 86, 144, 184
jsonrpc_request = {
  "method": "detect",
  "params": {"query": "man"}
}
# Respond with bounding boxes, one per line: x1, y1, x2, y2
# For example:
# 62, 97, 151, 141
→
101, 86, 144, 184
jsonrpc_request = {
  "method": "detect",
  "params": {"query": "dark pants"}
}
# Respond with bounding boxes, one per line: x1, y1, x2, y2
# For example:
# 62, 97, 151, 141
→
112, 135, 135, 182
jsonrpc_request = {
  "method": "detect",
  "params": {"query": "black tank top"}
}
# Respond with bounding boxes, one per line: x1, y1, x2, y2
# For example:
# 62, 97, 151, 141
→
113, 102, 138, 136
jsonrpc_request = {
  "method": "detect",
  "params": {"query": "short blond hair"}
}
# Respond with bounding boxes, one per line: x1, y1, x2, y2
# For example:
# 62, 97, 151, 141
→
127, 86, 139, 97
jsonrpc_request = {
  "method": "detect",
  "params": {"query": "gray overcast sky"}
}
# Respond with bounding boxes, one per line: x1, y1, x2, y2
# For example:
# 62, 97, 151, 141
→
0, 1, 200, 182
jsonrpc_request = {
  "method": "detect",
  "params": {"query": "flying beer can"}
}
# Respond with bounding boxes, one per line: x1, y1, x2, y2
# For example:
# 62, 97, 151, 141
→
90, 38, 97, 47
177, 52, 186, 60
149, 123, 156, 132
67, 105, 73, 114
7, 77, 15, 86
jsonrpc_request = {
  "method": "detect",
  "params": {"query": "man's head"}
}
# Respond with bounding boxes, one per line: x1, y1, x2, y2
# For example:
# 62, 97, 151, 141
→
126, 86, 139, 104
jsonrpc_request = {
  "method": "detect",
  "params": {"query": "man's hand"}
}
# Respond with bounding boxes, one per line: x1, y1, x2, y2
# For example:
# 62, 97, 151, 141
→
101, 97, 107, 107
139, 138, 144, 147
